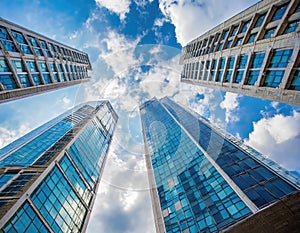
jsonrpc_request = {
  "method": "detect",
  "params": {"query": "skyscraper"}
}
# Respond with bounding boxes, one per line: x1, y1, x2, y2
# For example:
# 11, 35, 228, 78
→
0, 101, 118, 232
0, 17, 92, 104
140, 97, 300, 233
180, 0, 300, 105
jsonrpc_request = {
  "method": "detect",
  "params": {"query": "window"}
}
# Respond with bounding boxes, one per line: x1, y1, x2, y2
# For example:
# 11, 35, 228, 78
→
289, 70, 300, 90
217, 42, 224, 51
0, 27, 18, 52
246, 53, 265, 86
251, 53, 265, 69
12, 60, 25, 72
246, 33, 257, 43
222, 30, 229, 40
40, 40, 52, 57
11, 30, 32, 55
284, 20, 299, 34
28, 36, 43, 56
39, 62, 48, 72
216, 58, 225, 82
234, 37, 243, 46
26, 61, 37, 72
269, 49, 293, 68
210, 59, 217, 81
246, 71, 260, 85
231, 26, 239, 36
263, 27, 277, 39
255, 13, 266, 27
204, 60, 211, 81
0, 75, 17, 90
226, 40, 232, 49
0, 58, 10, 72
263, 70, 284, 87
241, 20, 251, 33
271, 3, 288, 22
235, 55, 248, 83
224, 57, 235, 82
2, 202, 50, 233
12, 60, 31, 87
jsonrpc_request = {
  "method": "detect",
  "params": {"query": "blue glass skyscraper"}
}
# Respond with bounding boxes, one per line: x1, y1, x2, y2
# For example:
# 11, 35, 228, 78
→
140, 97, 300, 233
0, 101, 118, 232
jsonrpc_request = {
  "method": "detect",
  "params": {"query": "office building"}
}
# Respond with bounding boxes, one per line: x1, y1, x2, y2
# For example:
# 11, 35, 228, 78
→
180, 0, 300, 105
0, 101, 118, 232
0, 17, 92, 103
140, 97, 300, 233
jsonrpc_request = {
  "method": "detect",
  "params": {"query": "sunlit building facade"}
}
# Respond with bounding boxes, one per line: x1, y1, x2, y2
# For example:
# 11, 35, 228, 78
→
180, 0, 300, 105
0, 101, 118, 232
0, 17, 92, 103
140, 97, 300, 233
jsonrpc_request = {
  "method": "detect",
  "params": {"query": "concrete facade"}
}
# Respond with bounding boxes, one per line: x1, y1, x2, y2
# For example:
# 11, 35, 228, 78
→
180, 0, 300, 105
0, 18, 92, 103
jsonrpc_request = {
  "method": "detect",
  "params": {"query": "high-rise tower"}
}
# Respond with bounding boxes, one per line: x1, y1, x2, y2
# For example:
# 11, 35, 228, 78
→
140, 97, 300, 233
0, 17, 92, 103
0, 101, 118, 232
180, 0, 300, 105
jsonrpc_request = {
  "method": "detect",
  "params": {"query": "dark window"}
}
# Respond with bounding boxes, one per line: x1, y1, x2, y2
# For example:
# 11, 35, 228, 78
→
251, 53, 265, 68
246, 33, 257, 43
264, 70, 285, 87
271, 3, 288, 22
289, 70, 300, 90
246, 71, 260, 85
241, 20, 251, 33
255, 13, 266, 27
284, 20, 299, 34
269, 49, 293, 68
263, 27, 277, 39
231, 26, 239, 36
226, 40, 232, 49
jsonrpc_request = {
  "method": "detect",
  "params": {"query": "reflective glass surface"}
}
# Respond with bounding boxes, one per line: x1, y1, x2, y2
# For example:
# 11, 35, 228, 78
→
251, 53, 265, 69
246, 70, 260, 85
284, 20, 299, 34
271, 4, 288, 22
32, 167, 86, 233
269, 49, 293, 68
141, 99, 252, 232
289, 70, 300, 90
216, 58, 225, 82
2, 201, 49, 233
0, 121, 73, 167
159, 98, 297, 209
59, 155, 92, 205
255, 14, 266, 27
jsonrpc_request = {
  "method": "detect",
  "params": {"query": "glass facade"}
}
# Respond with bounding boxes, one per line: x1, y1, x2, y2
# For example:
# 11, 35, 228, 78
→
140, 97, 299, 233
0, 101, 118, 233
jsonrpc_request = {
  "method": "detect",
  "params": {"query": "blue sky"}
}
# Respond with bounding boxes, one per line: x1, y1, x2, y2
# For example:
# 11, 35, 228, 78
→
1, 0, 300, 232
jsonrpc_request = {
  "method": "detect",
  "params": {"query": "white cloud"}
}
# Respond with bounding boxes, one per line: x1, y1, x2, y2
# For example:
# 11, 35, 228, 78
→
101, 31, 142, 76
154, 17, 166, 27
159, 0, 255, 45
0, 125, 31, 149
245, 111, 300, 172
95, 0, 131, 21
220, 92, 240, 123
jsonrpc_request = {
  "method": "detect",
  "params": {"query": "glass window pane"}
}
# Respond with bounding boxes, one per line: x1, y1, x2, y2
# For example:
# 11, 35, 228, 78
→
271, 3, 288, 22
